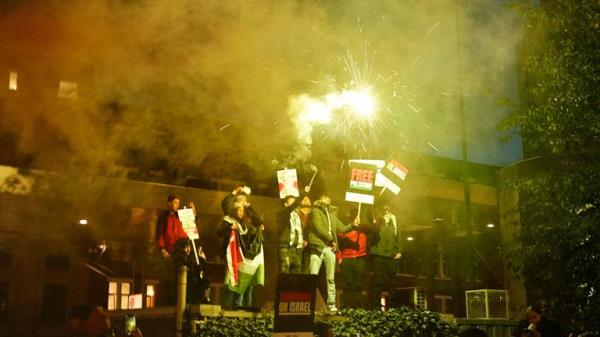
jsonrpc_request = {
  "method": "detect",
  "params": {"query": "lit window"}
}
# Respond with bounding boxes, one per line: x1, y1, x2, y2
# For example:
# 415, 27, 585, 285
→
58, 80, 78, 99
108, 281, 117, 310
120, 282, 131, 309
9, 72, 17, 91
146, 284, 155, 308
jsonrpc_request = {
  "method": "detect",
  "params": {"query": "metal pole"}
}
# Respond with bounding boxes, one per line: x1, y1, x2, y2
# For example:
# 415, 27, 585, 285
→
454, 0, 475, 286
175, 266, 187, 337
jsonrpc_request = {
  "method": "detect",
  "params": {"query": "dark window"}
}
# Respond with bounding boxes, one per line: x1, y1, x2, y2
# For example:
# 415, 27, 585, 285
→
0, 252, 11, 268
45, 255, 70, 271
40, 284, 67, 323
0, 282, 7, 323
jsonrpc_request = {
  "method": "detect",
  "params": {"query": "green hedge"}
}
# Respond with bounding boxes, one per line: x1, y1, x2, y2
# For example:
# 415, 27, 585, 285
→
327, 308, 459, 337
192, 308, 459, 337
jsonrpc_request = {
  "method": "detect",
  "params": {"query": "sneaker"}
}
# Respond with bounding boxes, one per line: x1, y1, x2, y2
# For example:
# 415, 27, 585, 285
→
327, 306, 338, 313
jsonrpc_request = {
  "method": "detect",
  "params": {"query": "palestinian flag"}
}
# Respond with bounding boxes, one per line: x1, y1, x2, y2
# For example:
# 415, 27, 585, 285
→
225, 229, 265, 294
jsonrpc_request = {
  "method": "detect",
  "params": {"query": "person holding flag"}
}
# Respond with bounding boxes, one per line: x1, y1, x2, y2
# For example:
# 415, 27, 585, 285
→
218, 200, 264, 309
308, 194, 359, 313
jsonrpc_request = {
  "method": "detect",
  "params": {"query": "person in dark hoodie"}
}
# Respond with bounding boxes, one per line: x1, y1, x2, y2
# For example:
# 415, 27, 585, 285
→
308, 194, 358, 313
513, 304, 562, 337
277, 185, 311, 274
368, 201, 403, 309
172, 238, 210, 304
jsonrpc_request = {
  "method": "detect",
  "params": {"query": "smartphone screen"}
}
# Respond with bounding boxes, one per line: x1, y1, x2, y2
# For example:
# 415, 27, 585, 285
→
123, 314, 136, 335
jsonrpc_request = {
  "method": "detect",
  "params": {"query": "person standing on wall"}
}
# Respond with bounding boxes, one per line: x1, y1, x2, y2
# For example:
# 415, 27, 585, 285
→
369, 201, 402, 310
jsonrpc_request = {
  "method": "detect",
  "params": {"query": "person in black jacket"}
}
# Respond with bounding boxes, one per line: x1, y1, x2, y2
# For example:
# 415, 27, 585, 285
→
513, 304, 562, 337
172, 238, 210, 304
277, 185, 311, 274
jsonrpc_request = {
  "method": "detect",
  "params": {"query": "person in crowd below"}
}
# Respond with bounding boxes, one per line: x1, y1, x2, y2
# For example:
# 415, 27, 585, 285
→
66, 304, 142, 337
308, 194, 358, 313
218, 200, 264, 309
369, 201, 403, 310
155, 194, 196, 305
172, 238, 211, 304
513, 304, 562, 337
277, 186, 311, 274
221, 185, 251, 214
336, 207, 370, 308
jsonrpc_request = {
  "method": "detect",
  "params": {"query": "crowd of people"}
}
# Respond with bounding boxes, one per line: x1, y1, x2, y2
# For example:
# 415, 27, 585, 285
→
65, 185, 588, 337
153, 184, 404, 313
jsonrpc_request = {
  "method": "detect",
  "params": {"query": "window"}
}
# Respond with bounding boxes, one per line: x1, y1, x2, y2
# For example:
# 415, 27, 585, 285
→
145, 284, 155, 308
434, 295, 453, 314
107, 280, 133, 310
435, 247, 450, 279
40, 284, 67, 323
120, 282, 130, 310
0, 282, 7, 323
45, 255, 70, 271
58, 81, 78, 99
107, 281, 117, 310
8, 72, 17, 91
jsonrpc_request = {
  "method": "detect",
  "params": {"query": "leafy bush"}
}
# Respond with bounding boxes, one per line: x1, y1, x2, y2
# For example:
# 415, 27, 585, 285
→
193, 315, 272, 337
326, 308, 459, 337
192, 308, 459, 337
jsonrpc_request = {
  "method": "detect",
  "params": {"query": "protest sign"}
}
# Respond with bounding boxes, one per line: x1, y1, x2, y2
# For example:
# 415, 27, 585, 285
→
277, 169, 300, 199
345, 161, 377, 205
177, 208, 198, 240
274, 274, 317, 337
380, 160, 409, 195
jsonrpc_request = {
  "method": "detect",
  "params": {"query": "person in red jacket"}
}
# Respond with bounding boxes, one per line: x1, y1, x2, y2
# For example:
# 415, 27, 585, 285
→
155, 194, 196, 304
336, 208, 369, 308
156, 194, 194, 257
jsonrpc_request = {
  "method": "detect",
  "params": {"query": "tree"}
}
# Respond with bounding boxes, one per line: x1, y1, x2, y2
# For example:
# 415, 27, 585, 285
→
502, 0, 600, 333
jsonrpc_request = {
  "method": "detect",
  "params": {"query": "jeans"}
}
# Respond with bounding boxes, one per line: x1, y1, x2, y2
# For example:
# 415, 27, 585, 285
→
278, 247, 303, 274
309, 247, 337, 308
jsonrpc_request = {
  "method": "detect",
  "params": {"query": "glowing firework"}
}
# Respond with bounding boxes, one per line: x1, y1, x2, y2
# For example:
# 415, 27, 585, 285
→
326, 88, 376, 120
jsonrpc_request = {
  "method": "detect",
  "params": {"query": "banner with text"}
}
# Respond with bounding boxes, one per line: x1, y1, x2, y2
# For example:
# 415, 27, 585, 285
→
177, 208, 199, 240
380, 160, 409, 195
274, 273, 317, 337
345, 161, 377, 205
277, 169, 300, 199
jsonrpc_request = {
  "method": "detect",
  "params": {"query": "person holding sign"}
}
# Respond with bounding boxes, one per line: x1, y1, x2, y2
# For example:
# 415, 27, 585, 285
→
369, 201, 403, 309
277, 185, 311, 274
155, 194, 198, 305
155, 194, 195, 258
308, 194, 359, 313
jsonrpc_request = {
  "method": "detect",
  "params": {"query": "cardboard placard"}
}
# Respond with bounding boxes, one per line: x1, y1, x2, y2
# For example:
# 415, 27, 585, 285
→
345, 161, 377, 205
274, 273, 317, 337
177, 208, 199, 240
277, 169, 300, 199
380, 160, 409, 195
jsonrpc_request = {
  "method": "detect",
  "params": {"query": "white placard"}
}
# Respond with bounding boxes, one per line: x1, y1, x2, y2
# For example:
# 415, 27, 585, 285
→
277, 169, 300, 199
177, 208, 199, 240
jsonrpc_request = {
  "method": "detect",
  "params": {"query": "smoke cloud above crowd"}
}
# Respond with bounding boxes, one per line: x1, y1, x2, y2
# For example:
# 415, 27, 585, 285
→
0, 0, 523, 180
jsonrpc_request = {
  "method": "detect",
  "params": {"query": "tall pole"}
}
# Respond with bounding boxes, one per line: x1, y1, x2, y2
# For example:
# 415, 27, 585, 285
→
454, 0, 475, 287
